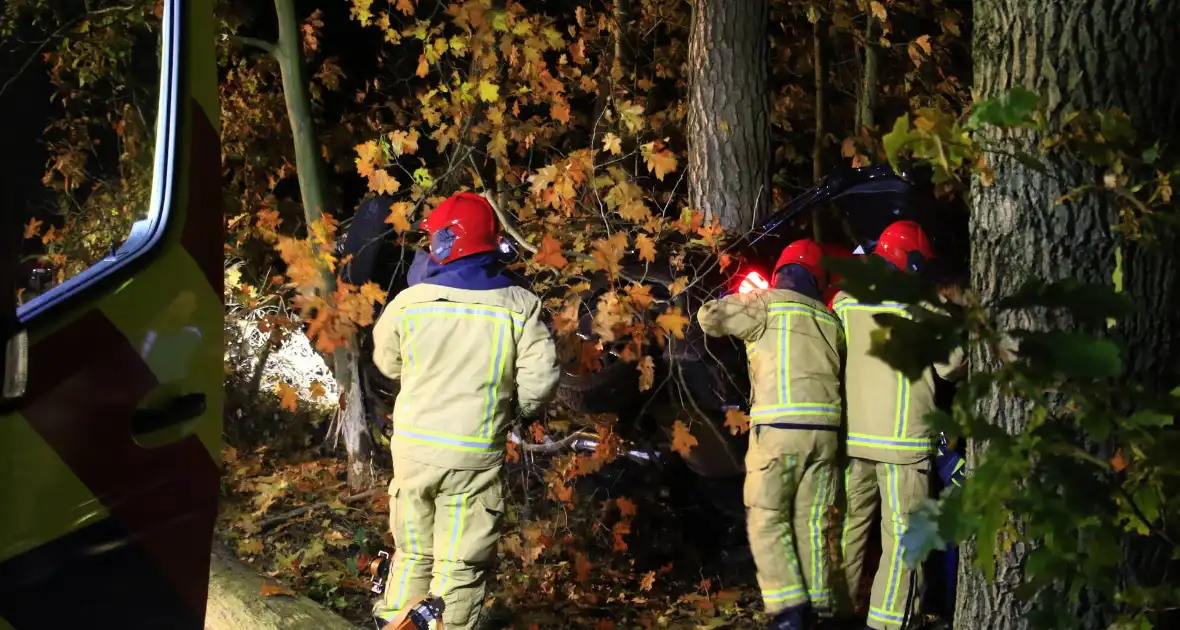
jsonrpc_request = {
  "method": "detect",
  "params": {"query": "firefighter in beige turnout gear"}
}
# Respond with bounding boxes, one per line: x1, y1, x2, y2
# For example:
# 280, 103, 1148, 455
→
832, 221, 965, 630
698, 239, 845, 630
370, 193, 560, 630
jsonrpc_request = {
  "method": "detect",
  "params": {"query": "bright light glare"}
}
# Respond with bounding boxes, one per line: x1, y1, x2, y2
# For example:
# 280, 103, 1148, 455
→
738, 270, 769, 294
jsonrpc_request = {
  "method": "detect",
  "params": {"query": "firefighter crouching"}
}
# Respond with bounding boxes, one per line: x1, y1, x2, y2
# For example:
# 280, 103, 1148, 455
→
831, 221, 966, 630
370, 192, 560, 630
698, 239, 846, 630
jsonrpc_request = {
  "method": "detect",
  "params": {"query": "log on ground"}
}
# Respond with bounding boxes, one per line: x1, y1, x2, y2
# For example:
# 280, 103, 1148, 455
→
205, 543, 363, 630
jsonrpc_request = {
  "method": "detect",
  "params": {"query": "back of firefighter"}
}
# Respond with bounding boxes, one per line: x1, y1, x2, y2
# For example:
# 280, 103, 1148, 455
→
370, 192, 560, 630
698, 239, 846, 630
831, 221, 965, 630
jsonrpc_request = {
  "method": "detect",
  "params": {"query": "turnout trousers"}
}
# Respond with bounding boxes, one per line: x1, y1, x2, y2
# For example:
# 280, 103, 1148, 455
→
373, 458, 505, 630
744, 425, 839, 614
840, 457, 928, 630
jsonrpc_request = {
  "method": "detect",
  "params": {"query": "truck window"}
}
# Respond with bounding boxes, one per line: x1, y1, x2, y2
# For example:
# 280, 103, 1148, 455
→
0, 1, 173, 318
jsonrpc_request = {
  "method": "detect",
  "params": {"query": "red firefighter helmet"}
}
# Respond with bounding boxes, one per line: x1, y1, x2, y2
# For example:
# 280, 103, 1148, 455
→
875, 220, 934, 272
421, 192, 500, 264
773, 239, 828, 293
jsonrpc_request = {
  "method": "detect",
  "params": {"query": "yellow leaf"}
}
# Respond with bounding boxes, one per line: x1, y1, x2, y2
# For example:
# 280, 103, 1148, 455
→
478, 80, 500, 103
635, 233, 657, 263
309, 380, 327, 399
238, 538, 264, 556
359, 281, 388, 305
368, 169, 400, 195
669, 276, 689, 296
916, 34, 933, 55
626, 284, 654, 311
534, 234, 569, 269
385, 201, 413, 233
638, 355, 655, 392
590, 232, 629, 277
275, 382, 298, 412
724, 408, 751, 435
415, 53, 429, 77
656, 307, 689, 339
602, 132, 622, 156
389, 129, 420, 155
641, 141, 678, 181
671, 420, 698, 458
870, 1, 887, 21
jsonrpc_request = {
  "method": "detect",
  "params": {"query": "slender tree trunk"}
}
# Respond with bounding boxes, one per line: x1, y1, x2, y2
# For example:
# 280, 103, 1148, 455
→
811, 15, 825, 241
273, 0, 374, 492
857, 17, 877, 133
959, 1, 1180, 628
686, 0, 771, 233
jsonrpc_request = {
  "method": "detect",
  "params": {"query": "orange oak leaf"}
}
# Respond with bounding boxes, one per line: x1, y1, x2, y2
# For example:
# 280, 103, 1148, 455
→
259, 583, 295, 597
590, 232, 628, 277
309, 380, 327, 399
395, 0, 415, 16
415, 53, 429, 77
41, 225, 59, 244
551, 101, 571, 124
635, 233, 657, 263
23, 218, 42, 239
639, 570, 656, 592
616, 496, 638, 518
1110, 448, 1128, 473
275, 382, 298, 412
368, 169, 400, 195
671, 420, 698, 458
535, 234, 569, 269
355, 140, 381, 177
724, 408, 751, 435
506, 440, 521, 464
625, 284, 654, 311
656, 307, 690, 339
385, 201, 413, 233
641, 141, 678, 181
530, 422, 547, 444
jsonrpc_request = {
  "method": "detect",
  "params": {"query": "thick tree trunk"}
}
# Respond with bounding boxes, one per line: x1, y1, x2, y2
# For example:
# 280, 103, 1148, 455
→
273, 0, 374, 491
205, 544, 362, 630
686, 0, 771, 233
959, 1, 1180, 628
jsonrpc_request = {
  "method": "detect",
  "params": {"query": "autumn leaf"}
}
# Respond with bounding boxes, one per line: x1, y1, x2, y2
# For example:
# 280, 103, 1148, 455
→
259, 583, 295, 597
355, 140, 382, 177
276, 382, 298, 412
590, 232, 628, 277
671, 420, 698, 458
602, 132, 622, 156
916, 34, 933, 55
395, 0, 415, 16
641, 141, 678, 181
626, 284, 654, 311
656, 307, 690, 339
23, 218, 42, 239
636, 356, 656, 392
635, 233, 657, 263
871, 1, 887, 21
385, 201, 413, 233
551, 101, 571, 124
1110, 448, 1128, 473
670, 276, 689, 296
534, 233, 569, 269
724, 408, 751, 435
368, 168, 400, 195
389, 129, 420, 155
640, 570, 656, 592
309, 380, 327, 399
237, 538, 264, 555
506, 440, 521, 464
478, 80, 500, 103
359, 281, 388, 305
415, 53, 429, 77
616, 496, 638, 517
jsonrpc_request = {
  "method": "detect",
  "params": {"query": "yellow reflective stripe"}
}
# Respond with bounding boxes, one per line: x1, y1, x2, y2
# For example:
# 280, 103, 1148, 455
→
399, 319, 416, 425
847, 433, 932, 451
882, 464, 906, 616
398, 303, 525, 327
809, 464, 830, 595
895, 366, 911, 438
762, 585, 806, 602
392, 431, 498, 453
768, 454, 805, 604
769, 302, 840, 326
393, 499, 420, 608
0, 413, 111, 563
481, 323, 507, 440
751, 403, 841, 419
437, 493, 468, 592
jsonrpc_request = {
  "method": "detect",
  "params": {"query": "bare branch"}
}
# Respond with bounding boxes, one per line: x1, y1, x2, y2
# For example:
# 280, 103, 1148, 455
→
234, 35, 277, 56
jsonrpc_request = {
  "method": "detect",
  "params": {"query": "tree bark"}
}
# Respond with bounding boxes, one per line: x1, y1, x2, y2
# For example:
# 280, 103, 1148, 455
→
856, 17, 877, 133
686, 0, 771, 233
205, 544, 362, 630
273, 0, 374, 491
959, 1, 1180, 628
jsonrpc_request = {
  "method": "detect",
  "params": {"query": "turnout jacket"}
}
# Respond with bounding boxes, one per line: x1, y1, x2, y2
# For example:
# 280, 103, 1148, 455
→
697, 289, 845, 429
832, 291, 966, 464
372, 283, 559, 469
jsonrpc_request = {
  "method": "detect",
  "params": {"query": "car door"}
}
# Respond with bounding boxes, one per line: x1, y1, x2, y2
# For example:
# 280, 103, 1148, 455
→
0, 1, 222, 628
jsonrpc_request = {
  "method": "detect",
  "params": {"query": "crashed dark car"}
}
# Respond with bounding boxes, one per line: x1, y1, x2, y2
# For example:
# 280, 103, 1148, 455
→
338, 162, 966, 523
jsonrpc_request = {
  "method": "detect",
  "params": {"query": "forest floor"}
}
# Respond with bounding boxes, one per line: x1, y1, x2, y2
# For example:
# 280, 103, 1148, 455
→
216, 406, 769, 629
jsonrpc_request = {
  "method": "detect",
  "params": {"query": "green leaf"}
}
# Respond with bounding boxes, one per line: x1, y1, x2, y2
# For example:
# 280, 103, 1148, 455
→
1012, 330, 1123, 380
867, 315, 962, 383
1132, 485, 1161, 525
966, 87, 1040, 130
1142, 144, 1161, 165
825, 254, 942, 306
413, 167, 435, 188
901, 499, 947, 568
997, 278, 1134, 328
1011, 150, 1050, 174
882, 114, 916, 172
1125, 410, 1173, 428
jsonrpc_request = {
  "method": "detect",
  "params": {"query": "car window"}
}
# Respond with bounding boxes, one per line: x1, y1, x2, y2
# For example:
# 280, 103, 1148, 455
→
0, 1, 173, 318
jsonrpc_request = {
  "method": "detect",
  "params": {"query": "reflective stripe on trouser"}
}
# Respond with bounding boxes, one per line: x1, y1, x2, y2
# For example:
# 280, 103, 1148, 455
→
744, 426, 839, 614
373, 459, 505, 630
839, 457, 928, 630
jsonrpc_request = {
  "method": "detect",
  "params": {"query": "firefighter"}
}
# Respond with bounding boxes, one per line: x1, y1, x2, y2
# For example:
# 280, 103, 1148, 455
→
370, 192, 560, 630
831, 220, 965, 630
698, 239, 846, 630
